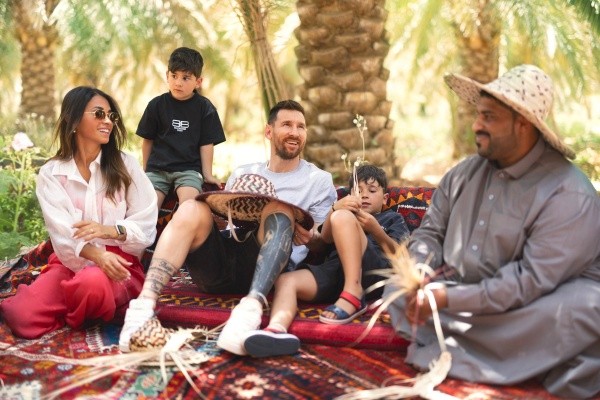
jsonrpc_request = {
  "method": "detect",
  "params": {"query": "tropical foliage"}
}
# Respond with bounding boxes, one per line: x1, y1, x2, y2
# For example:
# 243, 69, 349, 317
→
1, 0, 233, 124
0, 0, 598, 258
385, 0, 600, 158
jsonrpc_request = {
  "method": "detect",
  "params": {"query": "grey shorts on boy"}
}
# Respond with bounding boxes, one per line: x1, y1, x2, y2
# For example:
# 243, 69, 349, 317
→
146, 170, 204, 195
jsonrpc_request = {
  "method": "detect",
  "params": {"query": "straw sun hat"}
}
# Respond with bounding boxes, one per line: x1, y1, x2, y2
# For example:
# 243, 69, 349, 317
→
444, 64, 575, 159
197, 173, 314, 230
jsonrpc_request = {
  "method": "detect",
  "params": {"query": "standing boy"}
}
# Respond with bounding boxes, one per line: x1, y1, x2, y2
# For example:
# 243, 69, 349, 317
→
137, 47, 226, 208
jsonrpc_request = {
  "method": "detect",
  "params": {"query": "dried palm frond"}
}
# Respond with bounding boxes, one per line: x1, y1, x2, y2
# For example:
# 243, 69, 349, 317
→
340, 244, 456, 400
342, 114, 368, 177
42, 321, 222, 400
335, 351, 454, 400
350, 244, 428, 346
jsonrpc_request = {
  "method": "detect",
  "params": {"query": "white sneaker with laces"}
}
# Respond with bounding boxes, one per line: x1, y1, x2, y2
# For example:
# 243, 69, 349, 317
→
118, 298, 155, 352
217, 297, 263, 355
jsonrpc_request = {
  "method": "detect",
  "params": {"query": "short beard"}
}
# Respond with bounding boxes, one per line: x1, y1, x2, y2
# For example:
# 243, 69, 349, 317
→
275, 145, 301, 160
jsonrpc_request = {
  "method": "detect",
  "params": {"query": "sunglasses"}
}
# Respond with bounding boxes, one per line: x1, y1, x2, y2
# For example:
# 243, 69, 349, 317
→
84, 109, 120, 123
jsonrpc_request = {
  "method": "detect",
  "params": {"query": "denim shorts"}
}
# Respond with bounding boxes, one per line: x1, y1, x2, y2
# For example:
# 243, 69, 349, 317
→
146, 170, 204, 195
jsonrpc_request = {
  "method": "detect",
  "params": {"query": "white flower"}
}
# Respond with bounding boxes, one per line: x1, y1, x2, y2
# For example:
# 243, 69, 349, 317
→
11, 132, 34, 151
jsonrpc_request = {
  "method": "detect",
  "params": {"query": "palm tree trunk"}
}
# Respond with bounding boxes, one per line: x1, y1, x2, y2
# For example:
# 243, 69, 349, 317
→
448, 0, 501, 159
12, 0, 59, 122
295, 0, 395, 184
236, 0, 291, 118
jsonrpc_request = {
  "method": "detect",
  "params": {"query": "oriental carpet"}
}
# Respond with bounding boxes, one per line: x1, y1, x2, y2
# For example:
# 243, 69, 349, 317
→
0, 245, 587, 400
0, 321, 563, 399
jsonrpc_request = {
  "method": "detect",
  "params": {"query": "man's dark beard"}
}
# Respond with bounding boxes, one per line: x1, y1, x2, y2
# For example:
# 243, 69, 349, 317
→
275, 144, 301, 160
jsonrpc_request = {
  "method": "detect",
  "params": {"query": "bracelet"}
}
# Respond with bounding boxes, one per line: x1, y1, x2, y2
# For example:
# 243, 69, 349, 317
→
331, 203, 336, 212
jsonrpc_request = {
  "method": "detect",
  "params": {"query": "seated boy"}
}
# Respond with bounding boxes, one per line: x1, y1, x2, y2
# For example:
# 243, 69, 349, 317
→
243, 164, 410, 357
137, 47, 226, 209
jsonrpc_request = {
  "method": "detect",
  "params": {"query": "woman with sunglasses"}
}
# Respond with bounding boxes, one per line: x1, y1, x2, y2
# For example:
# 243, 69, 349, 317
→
0, 86, 158, 339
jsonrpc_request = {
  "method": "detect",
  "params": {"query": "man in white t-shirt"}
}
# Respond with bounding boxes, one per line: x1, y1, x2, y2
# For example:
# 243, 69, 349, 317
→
118, 100, 337, 355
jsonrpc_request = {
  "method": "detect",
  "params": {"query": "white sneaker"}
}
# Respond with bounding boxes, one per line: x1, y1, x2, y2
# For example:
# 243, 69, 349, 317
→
217, 297, 263, 355
118, 298, 155, 352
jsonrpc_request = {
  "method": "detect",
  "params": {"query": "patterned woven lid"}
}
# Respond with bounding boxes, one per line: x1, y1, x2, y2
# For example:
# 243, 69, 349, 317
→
444, 64, 575, 159
197, 173, 314, 230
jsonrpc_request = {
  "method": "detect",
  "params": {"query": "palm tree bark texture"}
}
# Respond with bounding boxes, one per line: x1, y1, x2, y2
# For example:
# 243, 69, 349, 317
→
12, 0, 60, 121
295, 0, 396, 184
447, 0, 501, 159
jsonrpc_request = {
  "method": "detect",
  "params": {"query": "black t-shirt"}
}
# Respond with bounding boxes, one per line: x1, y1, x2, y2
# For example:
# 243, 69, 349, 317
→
136, 92, 226, 173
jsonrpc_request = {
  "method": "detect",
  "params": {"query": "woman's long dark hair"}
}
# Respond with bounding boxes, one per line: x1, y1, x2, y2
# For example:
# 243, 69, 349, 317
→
52, 86, 131, 201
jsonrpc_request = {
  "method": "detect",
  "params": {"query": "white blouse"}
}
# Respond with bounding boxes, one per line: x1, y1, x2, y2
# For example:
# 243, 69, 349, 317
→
36, 151, 158, 272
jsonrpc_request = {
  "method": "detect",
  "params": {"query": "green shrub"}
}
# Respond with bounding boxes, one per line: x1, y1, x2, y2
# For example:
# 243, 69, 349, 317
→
0, 133, 49, 260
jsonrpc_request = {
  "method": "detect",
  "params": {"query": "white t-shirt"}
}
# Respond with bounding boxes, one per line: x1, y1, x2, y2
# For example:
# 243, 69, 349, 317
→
226, 160, 336, 267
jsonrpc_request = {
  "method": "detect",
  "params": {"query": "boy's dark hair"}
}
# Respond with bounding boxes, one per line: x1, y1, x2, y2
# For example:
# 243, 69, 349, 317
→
349, 164, 388, 190
268, 100, 305, 124
168, 47, 204, 76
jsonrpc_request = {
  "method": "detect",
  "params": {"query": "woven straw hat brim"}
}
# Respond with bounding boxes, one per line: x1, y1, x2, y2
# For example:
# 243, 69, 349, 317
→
197, 191, 314, 230
444, 73, 575, 160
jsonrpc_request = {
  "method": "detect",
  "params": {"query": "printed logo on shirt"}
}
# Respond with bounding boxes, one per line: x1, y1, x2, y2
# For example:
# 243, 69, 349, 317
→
172, 120, 190, 133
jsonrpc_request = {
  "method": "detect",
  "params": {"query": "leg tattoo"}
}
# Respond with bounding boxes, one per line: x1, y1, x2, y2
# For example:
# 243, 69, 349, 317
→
145, 258, 179, 297
249, 213, 292, 303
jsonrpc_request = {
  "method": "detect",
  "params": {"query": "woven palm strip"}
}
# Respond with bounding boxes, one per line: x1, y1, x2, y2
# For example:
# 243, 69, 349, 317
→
130, 317, 176, 351
232, 173, 276, 196
227, 197, 269, 220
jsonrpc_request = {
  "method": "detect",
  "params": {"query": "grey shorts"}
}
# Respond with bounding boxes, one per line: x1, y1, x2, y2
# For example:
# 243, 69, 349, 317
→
146, 170, 204, 195
184, 222, 260, 294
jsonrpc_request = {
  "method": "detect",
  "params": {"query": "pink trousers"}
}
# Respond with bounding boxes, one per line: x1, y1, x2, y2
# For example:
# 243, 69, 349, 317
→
0, 246, 145, 339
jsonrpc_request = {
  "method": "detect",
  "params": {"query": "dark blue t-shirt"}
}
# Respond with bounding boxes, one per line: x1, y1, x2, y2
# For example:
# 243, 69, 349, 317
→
136, 92, 226, 173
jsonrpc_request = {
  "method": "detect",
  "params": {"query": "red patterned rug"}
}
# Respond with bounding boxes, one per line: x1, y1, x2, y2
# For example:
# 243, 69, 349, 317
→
0, 321, 563, 399
0, 256, 570, 399
0, 247, 595, 399
156, 269, 406, 350
0, 189, 591, 399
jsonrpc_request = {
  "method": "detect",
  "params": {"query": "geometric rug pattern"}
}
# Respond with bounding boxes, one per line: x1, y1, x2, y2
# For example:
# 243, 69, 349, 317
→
0, 321, 564, 399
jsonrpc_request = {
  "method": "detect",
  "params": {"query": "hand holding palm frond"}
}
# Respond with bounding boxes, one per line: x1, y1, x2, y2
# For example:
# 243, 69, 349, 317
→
340, 244, 456, 400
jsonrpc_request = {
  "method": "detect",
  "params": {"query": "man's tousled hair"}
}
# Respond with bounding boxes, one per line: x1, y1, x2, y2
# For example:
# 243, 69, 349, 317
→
268, 100, 305, 125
